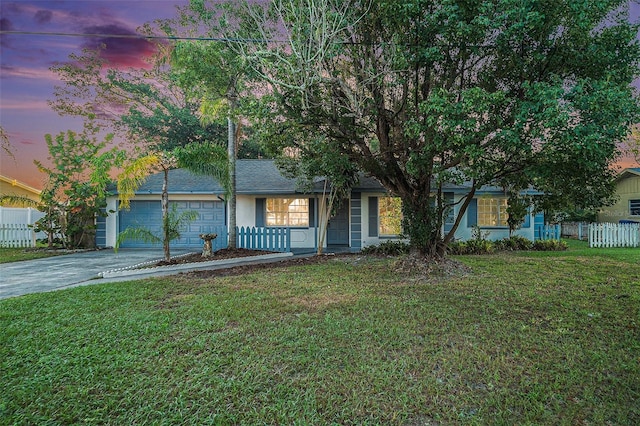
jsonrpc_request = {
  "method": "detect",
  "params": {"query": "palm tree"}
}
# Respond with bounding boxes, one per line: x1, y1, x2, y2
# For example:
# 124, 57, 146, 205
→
117, 142, 229, 262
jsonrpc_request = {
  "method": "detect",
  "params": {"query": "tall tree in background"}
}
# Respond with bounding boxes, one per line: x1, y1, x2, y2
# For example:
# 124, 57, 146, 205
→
49, 43, 226, 153
168, 0, 259, 248
627, 124, 640, 165
225, 0, 640, 258
50, 19, 238, 254
34, 122, 124, 248
117, 142, 229, 261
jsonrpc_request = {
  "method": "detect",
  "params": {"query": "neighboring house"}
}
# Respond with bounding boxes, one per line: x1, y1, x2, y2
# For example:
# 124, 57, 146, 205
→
597, 167, 640, 223
0, 175, 41, 206
101, 160, 541, 252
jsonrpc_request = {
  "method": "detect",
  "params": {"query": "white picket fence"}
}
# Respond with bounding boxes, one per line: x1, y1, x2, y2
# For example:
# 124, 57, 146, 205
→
589, 223, 640, 248
0, 224, 35, 248
0, 207, 46, 248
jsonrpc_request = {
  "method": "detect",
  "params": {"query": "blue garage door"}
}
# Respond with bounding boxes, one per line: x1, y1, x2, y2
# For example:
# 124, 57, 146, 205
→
119, 200, 226, 249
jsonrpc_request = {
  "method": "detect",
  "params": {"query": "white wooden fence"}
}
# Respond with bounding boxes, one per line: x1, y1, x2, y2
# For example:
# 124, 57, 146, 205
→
589, 223, 640, 248
0, 207, 45, 248
0, 224, 35, 248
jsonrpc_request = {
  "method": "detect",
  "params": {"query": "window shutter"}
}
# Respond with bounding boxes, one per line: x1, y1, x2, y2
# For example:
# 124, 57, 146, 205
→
309, 198, 315, 227
522, 209, 531, 228
255, 198, 266, 227
368, 197, 378, 237
467, 198, 477, 227
444, 192, 455, 232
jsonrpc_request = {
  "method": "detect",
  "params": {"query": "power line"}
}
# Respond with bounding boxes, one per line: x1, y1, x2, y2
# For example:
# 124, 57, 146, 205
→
0, 30, 270, 43
0, 29, 498, 49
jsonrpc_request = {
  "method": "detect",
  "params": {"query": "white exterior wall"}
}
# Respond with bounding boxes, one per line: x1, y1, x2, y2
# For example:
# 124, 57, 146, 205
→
359, 193, 537, 249
106, 191, 538, 251
235, 195, 255, 228
237, 194, 320, 250
105, 197, 118, 248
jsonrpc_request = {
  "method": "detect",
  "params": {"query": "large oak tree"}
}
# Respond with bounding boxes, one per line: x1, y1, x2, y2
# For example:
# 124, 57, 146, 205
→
220, 0, 640, 257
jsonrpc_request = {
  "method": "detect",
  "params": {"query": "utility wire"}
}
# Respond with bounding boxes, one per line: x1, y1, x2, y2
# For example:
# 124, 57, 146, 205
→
0, 30, 503, 49
0, 30, 272, 43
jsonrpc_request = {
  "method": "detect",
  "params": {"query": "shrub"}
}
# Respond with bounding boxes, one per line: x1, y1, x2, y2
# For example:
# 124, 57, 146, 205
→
494, 235, 533, 251
532, 239, 568, 251
447, 240, 495, 255
464, 238, 495, 254
446, 241, 466, 255
361, 240, 410, 255
458, 226, 494, 254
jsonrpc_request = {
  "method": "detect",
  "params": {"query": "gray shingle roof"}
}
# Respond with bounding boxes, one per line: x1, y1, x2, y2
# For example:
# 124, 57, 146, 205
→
123, 160, 307, 195
118, 159, 528, 195
236, 160, 303, 194
126, 168, 226, 194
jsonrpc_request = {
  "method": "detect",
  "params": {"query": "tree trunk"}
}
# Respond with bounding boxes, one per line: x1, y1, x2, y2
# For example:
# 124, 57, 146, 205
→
404, 188, 476, 259
401, 197, 444, 259
227, 115, 237, 249
162, 168, 170, 262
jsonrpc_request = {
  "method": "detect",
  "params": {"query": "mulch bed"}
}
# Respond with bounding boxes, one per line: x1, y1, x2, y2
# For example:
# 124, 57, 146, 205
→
156, 248, 276, 266
174, 249, 337, 279
161, 248, 472, 281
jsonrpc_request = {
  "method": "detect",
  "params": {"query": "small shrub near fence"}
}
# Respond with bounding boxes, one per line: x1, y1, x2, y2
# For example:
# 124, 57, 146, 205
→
589, 223, 640, 248
0, 224, 35, 248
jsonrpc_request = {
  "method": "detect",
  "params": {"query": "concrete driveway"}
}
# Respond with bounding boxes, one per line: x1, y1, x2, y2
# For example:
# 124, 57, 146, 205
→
0, 248, 192, 300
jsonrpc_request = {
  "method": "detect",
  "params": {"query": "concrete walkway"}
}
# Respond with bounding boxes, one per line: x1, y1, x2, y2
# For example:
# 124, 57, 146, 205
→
0, 249, 294, 300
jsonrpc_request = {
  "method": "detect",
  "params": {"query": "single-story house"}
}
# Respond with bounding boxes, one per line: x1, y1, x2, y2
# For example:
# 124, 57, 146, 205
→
597, 167, 640, 224
99, 159, 543, 252
0, 175, 41, 206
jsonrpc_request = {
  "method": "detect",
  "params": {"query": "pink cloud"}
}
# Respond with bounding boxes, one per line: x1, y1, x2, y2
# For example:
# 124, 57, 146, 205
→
0, 98, 50, 111
1, 65, 58, 81
34, 9, 53, 25
19, 138, 37, 146
81, 24, 158, 69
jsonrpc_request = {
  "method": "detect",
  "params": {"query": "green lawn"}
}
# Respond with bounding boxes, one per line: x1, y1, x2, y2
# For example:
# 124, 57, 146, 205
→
1, 244, 638, 425
0, 247, 63, 263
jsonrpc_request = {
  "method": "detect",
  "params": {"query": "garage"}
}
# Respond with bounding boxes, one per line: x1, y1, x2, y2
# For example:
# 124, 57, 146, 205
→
118, 200, 226, 249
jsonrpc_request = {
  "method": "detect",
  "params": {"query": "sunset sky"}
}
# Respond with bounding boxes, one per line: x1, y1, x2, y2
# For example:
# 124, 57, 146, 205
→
1, 0, 640, 190
1, 0, 189, 189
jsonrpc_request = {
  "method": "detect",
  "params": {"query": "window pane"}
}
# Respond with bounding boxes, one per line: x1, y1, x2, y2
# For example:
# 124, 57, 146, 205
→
266, 198, 309, 226
379, 197, 402, 235
478, 198, 508, 227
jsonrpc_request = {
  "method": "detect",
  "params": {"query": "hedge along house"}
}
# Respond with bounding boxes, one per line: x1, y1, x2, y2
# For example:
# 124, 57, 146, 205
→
100, 159, 541, 252
597, 167, 640, 224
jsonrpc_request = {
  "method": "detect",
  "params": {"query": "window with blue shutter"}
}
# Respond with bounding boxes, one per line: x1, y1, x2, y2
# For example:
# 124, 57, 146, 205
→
309, 198, 315, 227
255, 198, 266, 227
522, 209, 531, 228
444, 192, 455, 233
368, 197, 378, 237
467, 198, 478, 227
